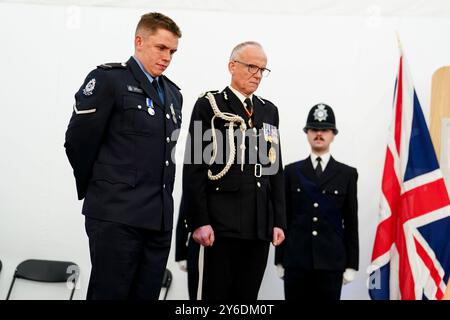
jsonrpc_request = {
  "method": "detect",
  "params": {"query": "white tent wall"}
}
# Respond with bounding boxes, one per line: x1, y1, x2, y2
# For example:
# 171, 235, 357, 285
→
0, 2, 449, 299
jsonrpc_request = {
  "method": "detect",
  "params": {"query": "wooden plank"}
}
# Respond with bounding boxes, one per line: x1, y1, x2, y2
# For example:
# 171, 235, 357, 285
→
445, 278, 450, 300
430, 67, 450, 300
430, 66, 450, 160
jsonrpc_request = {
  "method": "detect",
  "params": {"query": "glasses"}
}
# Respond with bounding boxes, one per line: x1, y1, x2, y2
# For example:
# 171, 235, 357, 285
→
234, 60, 271, 77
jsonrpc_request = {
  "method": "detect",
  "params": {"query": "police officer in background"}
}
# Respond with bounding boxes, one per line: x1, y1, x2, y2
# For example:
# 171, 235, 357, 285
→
275, 104, 359, 300
183, 41, 286, 300
64, 12, 182, 299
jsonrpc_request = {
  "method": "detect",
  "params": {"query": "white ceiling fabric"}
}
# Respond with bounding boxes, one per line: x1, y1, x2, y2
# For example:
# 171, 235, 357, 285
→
2, 0, 450, 17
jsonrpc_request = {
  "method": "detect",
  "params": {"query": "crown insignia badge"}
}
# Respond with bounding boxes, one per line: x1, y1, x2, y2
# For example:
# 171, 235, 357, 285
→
313, 104, 328, 122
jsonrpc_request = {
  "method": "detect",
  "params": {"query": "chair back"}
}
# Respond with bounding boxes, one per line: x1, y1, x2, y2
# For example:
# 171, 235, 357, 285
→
6, 259, 79, 300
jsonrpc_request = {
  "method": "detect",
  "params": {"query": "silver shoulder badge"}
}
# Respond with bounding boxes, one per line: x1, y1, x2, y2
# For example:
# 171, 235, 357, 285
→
313, 104, 328, 122
256, 95, 266, 104
83, 78, 96, 96
199, 90, 219, 98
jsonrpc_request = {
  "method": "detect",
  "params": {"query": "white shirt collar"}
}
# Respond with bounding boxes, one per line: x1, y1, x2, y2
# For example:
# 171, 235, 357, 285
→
228, 85, 253, 106
310, 152, 331, 170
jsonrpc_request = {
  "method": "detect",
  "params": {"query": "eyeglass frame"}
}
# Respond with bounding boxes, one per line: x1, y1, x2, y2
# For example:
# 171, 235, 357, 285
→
233, 60, 271, 77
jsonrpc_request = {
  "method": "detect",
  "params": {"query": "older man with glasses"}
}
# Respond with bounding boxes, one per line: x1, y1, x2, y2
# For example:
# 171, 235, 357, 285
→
181, 41, 286, 300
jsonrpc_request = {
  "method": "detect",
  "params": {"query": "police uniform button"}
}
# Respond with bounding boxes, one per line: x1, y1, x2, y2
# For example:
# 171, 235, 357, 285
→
334, 190, 339, 194
313, 217, 318, 222
297, 188, 301, 192
313, 203, 319, 208
215, 187, 219, 191
165, 160, 169, 166
163, 184, 166, 189
166, 113, 170, 119
257, 182, 261, 188
322, 190, 326, 194
137, 105, 142, 109
166, 137, 170, 143
312, 231, 318, 236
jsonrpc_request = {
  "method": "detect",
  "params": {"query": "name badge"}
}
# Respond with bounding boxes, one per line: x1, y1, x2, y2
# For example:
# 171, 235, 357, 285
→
127, 85, 144, 94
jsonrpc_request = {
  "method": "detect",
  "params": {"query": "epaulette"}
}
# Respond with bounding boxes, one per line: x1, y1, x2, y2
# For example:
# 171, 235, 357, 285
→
198, 90, 219, 98
97, 62, 127, 70
255, 95, 267, 105
161, 75, 181, 90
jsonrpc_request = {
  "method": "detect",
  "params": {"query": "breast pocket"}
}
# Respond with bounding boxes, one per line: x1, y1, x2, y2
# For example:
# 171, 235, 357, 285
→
290, 184, 307, 215
322, 187, 347, 208
122, 95, 157, 136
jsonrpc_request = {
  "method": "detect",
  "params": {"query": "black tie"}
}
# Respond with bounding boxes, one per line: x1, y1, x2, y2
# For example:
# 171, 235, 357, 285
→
315, 157, 323, 178
152, 77, 165, 105
244, 98, 253, 114
244, 98, 254, 127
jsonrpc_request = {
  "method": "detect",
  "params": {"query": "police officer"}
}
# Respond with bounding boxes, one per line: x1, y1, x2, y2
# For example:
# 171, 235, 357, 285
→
64, 12, 182, 299
182, 41, 286, 300
275, 104, 359, 300
175, 195, 200, 300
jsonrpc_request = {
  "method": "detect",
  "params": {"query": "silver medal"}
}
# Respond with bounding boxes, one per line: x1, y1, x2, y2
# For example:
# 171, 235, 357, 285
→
146, 97, 155, 116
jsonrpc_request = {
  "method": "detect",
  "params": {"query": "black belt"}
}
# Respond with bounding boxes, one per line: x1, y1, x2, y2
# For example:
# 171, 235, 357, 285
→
221, 164, 266, 177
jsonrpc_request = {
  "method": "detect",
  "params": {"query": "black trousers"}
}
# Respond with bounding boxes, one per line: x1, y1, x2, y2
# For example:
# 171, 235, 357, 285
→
85, 216, 171, 300
186, 236, 200, 300
202, 237, 269, 300
284, 267, 343, 300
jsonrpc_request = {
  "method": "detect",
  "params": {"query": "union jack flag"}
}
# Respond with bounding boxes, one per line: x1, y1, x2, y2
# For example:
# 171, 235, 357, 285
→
369, 51, 450, 300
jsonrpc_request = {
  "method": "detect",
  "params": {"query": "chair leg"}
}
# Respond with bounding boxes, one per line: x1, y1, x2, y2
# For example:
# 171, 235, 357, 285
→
69, 279, 76, 300
6, 276, 17, 300
163, 279, 172, 300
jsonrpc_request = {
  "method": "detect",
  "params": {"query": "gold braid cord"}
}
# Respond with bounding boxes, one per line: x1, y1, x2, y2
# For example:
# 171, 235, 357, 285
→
205, 92, 247, 180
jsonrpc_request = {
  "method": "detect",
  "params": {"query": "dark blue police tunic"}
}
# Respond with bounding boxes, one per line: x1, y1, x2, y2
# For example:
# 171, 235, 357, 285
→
65, 56, 182, 299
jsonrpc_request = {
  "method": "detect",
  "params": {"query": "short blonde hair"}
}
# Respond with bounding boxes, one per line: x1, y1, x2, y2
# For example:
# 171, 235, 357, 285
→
135, 12, 182, 38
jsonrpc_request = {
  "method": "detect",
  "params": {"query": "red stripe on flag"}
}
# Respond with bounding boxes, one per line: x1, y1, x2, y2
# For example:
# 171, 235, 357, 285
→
396, 179, 449, 299
371, 218, 393, 261
394, 57, 403, 154
401, 179, 450, 220
397, 219, 415, 299
382, 148, 401, 209
414, 237, 444, 300
372, 148, 400, 260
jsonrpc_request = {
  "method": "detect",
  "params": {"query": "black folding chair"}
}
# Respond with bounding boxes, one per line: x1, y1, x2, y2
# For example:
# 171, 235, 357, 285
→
6, 259, 79, 300
160, 268, 172, 300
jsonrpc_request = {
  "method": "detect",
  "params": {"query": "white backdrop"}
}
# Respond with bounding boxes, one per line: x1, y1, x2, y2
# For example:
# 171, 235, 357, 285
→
0, 2, 449, 300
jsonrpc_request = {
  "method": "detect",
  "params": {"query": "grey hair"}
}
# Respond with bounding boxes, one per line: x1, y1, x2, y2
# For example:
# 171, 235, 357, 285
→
229, 41, 264, 61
